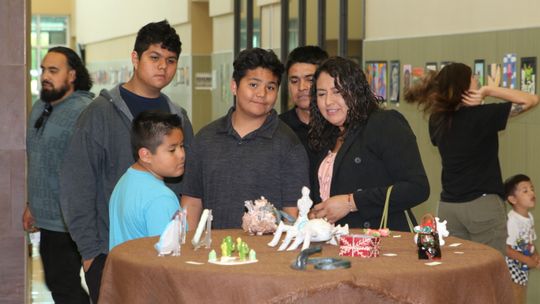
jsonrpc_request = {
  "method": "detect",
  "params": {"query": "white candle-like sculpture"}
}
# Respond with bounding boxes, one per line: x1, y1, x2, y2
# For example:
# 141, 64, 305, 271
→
192, 209, 212, 249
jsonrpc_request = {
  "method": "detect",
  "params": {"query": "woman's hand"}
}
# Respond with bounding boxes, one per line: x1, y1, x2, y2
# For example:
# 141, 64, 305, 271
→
308, 194, 350, 223
462, 88, 486, 107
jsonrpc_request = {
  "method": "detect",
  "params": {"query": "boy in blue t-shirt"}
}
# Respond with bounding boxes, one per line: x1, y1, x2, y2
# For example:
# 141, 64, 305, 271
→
109, 111, 185, 249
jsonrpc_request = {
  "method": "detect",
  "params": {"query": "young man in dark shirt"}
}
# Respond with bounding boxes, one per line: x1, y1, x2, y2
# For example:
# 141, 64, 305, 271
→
279, 46, 328, 182
181, 48, 309, 229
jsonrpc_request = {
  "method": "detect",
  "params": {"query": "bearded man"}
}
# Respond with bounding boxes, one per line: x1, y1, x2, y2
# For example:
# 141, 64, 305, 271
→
23, 46, 93, 303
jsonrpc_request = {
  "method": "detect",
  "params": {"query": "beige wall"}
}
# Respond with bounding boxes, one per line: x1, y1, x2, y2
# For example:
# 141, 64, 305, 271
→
212, 14, 234, 52
209, 0, 232, 16
325, 0, 363, 40
75, 0, 189, 44
366, 0, 540, 40
85, 35, 135, 62
192, 1, 213, 54
31, 0, 72, 14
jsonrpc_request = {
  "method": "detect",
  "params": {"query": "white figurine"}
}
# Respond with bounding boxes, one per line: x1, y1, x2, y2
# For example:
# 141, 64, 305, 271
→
192, 209, 213, 250
155, 212, 183, 256
268, 187, 349, 251
435, 217, 449, 246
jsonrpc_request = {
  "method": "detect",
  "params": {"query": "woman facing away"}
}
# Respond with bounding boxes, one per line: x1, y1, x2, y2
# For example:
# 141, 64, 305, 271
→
307, 57, 430, 231
405, 62, 538, 254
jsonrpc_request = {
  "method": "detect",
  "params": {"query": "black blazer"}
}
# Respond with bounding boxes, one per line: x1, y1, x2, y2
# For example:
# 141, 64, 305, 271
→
312, 109, 430, 231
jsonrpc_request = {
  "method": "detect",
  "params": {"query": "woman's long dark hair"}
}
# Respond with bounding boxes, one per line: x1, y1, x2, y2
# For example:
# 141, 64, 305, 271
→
308, 57, 380, 151
404, 63, 472, 141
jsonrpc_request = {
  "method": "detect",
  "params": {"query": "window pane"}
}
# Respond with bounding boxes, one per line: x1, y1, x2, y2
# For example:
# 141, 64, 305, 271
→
40, 16, 68, 46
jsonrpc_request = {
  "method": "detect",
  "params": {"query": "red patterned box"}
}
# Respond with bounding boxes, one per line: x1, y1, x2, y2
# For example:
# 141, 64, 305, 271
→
339, 234, 381, 258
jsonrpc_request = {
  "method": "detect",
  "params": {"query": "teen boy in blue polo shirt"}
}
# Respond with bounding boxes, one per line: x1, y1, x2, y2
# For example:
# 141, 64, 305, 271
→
181, 48, 309, 229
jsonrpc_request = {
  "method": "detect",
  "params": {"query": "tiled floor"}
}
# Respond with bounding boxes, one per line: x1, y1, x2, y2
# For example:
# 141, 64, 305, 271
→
29, 232, 88, 304
30, 243, 54, 304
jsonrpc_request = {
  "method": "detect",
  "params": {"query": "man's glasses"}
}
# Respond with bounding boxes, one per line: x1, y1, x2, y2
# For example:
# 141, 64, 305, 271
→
34, 103, 53, 130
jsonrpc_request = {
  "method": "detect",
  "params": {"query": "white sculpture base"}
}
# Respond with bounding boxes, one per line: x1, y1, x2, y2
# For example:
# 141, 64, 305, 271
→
208, 257, 258, 266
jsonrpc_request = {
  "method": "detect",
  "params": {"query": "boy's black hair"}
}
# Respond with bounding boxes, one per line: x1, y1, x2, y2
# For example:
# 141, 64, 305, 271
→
232, 48, 284, 86
286, 45, 328, 72
48, 46, 93, 91
131, 110, 183, 161
134, 20, 181, 59
504, 174, 531, 200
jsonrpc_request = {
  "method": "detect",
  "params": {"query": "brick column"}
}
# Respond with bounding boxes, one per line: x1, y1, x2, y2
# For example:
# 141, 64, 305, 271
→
0, 0, 29, 303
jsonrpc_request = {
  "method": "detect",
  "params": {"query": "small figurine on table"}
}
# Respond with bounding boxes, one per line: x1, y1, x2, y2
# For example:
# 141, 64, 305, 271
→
242, 197, 279, 235
221, 237, 233, 257
414, 214, 442, 260
238, 241, 250, 261
249, 249, 256, 261
208, 249, 217, 262
211, 236, 258, 265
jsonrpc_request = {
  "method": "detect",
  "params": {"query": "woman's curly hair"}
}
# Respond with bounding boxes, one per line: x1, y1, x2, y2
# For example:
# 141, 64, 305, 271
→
308, 57, 381, 151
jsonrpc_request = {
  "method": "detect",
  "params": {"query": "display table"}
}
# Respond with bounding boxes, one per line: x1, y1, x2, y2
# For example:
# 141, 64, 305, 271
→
99, 229, 513, 304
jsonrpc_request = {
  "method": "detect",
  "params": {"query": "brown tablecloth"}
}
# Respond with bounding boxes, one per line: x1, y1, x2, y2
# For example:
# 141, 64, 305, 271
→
99, 229, 513, 304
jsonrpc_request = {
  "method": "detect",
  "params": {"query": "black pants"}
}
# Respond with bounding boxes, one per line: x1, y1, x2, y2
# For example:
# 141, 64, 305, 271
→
85, 253, 107, 304
39, 229, 90, 304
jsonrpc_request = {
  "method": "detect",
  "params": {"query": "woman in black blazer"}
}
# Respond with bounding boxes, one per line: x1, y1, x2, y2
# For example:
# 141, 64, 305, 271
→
308, 57, 429, 231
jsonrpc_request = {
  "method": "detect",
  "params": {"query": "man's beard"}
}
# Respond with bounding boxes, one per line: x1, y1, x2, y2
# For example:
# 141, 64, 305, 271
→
40, 82, 69, 102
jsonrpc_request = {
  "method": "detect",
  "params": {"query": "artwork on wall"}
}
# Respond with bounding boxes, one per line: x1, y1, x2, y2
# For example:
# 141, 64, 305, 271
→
195, 72, 213, 90
502, 53, 517, 89
474, 59, 485, 87
365, 61, 387, 100
425, 62, 438, 72
389, 61, 400, 102
176, 67, 185, 85
488, 63, 501, 87
440, 61, 452, 69
520, 57, 536, 94
403, 64, 412, 92
412, 67, 425, 86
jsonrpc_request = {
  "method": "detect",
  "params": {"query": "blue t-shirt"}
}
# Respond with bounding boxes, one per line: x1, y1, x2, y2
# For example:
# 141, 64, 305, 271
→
109, 167, 180, 249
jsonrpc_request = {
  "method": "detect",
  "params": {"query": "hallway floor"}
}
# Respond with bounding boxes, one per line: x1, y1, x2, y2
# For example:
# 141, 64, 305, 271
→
29, 232, 88, 304
30, 242, 54, 304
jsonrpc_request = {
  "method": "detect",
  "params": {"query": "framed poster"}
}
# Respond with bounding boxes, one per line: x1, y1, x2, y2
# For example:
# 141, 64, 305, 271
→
389, 60, 400, 102
426, 62, 438, 72
440, 61, 452, 69
502, 53, 517, 89
365, 61, 387, 100
520, 57, 536, 94
412, 67, 425, 85
488, 63, 501, 87
474, 59, 485, 87
403, 64, 412, 92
